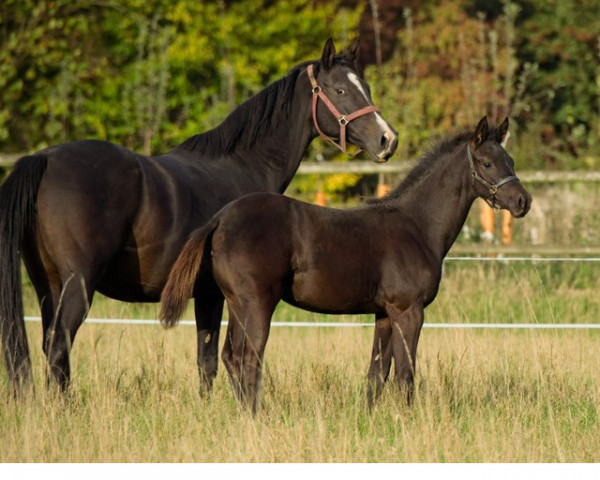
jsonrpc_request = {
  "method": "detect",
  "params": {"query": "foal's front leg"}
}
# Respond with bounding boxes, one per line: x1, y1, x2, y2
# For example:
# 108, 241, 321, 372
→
366, 315, 393, 408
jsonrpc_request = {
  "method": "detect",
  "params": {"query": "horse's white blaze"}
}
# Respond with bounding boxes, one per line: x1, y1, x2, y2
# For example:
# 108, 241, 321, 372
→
348, 72, 396, 157
347, 72, 370, 103
347, 72, 397, 157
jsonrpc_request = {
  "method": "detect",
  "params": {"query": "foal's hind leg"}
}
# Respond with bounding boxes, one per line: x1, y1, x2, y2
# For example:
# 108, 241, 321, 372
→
221, 298, 275, 413
366, 315, 393, 408
194, 280, 225, 395
388, 302, 425, 404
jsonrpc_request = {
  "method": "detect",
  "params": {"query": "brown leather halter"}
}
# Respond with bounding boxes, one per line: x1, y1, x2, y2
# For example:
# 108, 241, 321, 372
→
307, 63, 380, 153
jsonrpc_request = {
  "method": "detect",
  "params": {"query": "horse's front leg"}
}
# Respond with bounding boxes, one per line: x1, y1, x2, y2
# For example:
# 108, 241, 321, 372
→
194, 281, 225, 396
366, 315, 393, 408
388, 301, 425, 405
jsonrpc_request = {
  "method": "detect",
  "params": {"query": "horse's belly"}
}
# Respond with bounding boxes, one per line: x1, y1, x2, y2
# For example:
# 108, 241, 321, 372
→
97, 248, 170, 302
97, 271, 162, 302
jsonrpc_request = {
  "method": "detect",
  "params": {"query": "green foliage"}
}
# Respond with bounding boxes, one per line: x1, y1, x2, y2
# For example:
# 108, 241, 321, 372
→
0, 0, 361, 154
518, 0, 600, 168
1, 0, 599, 173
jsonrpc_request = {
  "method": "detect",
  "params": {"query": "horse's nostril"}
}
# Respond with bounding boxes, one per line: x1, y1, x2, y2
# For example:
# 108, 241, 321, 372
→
380, 135, 389, 149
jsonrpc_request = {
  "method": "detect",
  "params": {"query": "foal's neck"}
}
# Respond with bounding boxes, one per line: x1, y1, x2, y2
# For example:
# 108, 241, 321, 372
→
395, 143, 477, 260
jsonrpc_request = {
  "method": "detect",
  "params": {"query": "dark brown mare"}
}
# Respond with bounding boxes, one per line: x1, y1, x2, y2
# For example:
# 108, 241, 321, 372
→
160, 116, 532, 412
0, 38, 398, 395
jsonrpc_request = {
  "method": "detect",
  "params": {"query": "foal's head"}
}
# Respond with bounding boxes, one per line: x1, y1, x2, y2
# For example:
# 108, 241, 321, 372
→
468, 116, 532, 217
309, 38, 398, 162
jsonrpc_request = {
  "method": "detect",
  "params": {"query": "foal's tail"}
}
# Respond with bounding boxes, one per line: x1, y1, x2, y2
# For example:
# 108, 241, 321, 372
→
0, 154, 48, 393
160, 218, 220, 328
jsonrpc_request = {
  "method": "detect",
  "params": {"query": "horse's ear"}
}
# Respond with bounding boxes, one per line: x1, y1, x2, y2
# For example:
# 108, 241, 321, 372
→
346, 38, 360, 69
470, 116, 489, 150
497, 117, 510, 147
321, 37, 336, 70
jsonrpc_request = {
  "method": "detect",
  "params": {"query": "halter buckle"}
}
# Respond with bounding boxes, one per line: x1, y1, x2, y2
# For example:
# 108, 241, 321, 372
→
338, 115, 348, 126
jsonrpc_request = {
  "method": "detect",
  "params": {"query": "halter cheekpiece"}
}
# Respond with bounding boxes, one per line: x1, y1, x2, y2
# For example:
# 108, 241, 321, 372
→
307, 63, 380, 153
467, 143, 519, 211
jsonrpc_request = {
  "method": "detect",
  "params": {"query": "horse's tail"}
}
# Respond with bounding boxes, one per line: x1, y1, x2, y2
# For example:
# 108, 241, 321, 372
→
160, 217, 220, 328
0, 154, 48, 392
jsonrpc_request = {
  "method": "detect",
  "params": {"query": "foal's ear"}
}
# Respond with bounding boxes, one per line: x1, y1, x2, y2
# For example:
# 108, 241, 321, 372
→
497, 117, 510, 147
470, 116, 489, 150
346, 38, 360, 70
321, 37, 337, 70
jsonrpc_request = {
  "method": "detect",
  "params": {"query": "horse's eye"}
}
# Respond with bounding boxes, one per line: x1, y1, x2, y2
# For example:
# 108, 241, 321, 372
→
336, 88, 346, 95
483, 162, 492, 168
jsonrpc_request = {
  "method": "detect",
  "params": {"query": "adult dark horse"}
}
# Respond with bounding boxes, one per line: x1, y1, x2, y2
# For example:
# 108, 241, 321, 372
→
0, 38, 398, 395
160, 116, 531, 412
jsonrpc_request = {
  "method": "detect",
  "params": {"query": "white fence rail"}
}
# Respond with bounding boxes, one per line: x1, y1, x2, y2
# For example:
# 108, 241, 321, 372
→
22, 317, 600, 329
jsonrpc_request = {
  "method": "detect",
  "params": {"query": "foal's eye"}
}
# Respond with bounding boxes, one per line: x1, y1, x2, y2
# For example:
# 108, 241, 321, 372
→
335, 88, 346, 95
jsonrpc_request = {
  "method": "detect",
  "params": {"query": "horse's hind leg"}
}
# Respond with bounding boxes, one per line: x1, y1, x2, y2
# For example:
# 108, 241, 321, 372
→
221, 298, 275, 413
43, 271, 95, 391
366, 315, 393, 408
194, 280, 224, 395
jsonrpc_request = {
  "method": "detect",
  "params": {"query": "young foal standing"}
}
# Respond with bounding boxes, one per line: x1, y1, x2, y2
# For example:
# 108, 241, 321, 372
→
160, 116, 531, 412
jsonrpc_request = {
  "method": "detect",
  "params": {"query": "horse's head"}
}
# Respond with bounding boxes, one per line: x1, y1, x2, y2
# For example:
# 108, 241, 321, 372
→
308, 38, 398, 163
468, 116, 532, 218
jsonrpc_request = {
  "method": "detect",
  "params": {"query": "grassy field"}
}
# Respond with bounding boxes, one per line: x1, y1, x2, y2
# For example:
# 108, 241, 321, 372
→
1, 261, 599, 462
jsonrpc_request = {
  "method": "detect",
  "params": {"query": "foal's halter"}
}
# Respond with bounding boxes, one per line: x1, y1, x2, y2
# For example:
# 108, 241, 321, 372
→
467, 143, 519, 211
307, 63, 380, 153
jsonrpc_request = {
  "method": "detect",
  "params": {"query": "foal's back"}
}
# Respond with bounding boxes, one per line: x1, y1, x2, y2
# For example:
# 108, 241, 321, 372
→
210, 192, 440, 315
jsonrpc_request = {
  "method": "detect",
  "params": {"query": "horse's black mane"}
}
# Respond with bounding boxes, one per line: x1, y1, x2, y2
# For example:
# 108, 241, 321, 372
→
174, 57, 355, 157
368, 126, 502, 204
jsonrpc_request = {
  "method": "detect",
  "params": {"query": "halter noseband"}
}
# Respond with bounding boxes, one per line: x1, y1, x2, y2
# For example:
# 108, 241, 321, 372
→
467, 143, 519, 211
307, 63, 380, 153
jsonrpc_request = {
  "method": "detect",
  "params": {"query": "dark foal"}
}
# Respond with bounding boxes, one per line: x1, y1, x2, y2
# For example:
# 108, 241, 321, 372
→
0, 38, 398, 396
160, 116, 531, 413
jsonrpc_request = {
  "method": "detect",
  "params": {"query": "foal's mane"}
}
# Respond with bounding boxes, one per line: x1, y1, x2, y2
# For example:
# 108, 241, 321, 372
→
174, 56, 355, 157
367, 126, 503, 204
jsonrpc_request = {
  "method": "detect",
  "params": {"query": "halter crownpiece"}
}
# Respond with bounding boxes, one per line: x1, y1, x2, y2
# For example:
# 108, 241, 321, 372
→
467, 143, 519, 211
307, 63, 380, 153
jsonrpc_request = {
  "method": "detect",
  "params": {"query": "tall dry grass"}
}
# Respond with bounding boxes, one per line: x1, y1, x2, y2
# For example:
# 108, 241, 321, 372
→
1, 262, 598, 462
1, 325, 598, 462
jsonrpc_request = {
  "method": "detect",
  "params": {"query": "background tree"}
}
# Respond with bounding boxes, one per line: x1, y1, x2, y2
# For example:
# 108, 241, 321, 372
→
1, 0, 599, 175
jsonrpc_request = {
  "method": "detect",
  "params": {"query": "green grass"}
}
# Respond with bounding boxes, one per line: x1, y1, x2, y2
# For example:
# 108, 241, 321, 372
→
1, 261, 599, 462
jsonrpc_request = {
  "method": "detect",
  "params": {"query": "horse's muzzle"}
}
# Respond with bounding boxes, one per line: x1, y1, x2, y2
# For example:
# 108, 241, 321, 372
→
374, 129, 398, 163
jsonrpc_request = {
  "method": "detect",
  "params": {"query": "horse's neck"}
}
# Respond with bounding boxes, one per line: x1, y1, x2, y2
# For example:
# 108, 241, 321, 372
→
238, 93, 313, 192
177, 74, 313, 193
398, 146, 476, 259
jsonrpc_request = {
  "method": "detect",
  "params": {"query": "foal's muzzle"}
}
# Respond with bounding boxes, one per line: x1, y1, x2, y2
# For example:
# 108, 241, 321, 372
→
508, 190, 532, 218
